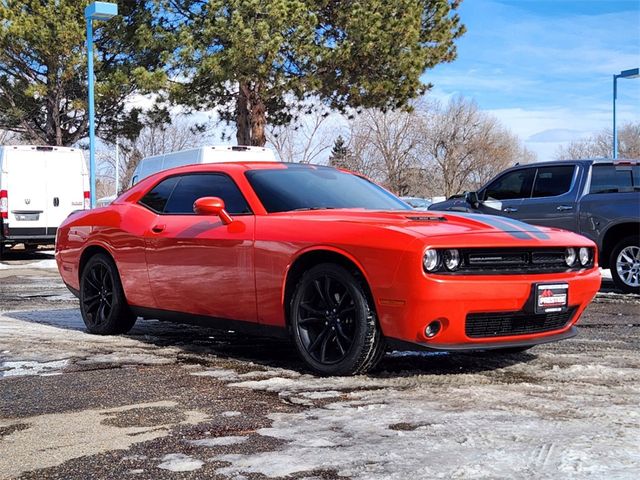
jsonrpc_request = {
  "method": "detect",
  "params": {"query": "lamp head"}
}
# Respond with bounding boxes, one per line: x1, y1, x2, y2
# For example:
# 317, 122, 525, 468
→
618, 68, 640, 79
85, 2, 118, 20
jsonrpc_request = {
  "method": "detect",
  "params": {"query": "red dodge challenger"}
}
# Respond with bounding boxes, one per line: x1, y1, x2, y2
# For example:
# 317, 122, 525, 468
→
55, 162, 601, 375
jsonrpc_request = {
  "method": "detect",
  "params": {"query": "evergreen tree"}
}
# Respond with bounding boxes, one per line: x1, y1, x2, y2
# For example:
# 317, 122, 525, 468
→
0, 0, 167, 146
167, 0, 465, 146
329, 135, 351, 169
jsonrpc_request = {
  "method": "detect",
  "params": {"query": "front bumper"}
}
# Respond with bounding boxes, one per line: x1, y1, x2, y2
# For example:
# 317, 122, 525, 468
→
375, 267, 601, 350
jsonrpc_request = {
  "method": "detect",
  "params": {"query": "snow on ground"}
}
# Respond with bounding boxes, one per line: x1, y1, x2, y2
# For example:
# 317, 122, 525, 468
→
157, 453, 204, 472
1, 299, 639, 478
186, 354, 640, 480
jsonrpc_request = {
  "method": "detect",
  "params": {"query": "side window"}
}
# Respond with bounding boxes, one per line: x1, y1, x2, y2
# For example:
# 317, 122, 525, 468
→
590, 165, 633, 194
532, 166, 575, 198
484, 169, 535, 200
163, 174, 251, 215
139, 176, 179, 212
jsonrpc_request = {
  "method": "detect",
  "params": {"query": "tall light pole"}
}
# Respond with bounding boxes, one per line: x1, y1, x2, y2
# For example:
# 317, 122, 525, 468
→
613, 68, 639, 159
85, 2, 118, 208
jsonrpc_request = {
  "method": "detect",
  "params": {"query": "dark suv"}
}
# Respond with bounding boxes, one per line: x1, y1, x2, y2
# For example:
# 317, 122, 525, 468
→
429, 159, 640, 293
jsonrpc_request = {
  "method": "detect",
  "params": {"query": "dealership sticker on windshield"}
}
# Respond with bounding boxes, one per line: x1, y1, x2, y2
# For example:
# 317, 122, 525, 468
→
535, 283, 568, 314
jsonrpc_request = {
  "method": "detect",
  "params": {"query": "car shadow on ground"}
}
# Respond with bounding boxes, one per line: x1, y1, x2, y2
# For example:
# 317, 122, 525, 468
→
6, 308, 535, 377
0, 248, 54, 262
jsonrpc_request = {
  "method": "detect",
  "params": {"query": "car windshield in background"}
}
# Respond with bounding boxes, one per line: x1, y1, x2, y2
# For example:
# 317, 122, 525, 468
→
245, 166, 411, 213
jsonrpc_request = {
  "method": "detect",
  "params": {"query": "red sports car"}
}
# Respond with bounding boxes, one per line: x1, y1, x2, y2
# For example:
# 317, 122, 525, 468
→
55, 162, 601, 375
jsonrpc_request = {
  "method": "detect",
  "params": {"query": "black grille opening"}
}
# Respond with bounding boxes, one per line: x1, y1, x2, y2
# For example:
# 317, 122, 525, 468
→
465, 307, 576, 338
448, 248, 593, 274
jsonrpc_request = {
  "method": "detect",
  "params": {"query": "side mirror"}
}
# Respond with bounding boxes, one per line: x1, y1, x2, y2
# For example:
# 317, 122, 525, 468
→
464, 191, 480, 209
193, 197, 233, 225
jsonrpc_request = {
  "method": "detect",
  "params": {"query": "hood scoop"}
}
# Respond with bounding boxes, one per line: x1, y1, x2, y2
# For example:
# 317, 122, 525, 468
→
406, 215, 447, 222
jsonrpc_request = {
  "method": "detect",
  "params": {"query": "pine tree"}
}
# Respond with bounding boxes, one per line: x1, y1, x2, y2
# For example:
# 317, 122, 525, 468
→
167, 0, 465, 146
329, 135, 351, 169
0, 1, 166, 146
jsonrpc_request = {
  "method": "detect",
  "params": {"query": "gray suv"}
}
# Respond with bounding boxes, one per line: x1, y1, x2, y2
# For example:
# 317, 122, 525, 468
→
429, 159, 640, 293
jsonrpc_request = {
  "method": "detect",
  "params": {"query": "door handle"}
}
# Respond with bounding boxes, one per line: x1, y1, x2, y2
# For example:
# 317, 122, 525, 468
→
556, 205, 573, 212
53, 197, 59, 207
151, 224, 166, 233
503, 207, 518, 213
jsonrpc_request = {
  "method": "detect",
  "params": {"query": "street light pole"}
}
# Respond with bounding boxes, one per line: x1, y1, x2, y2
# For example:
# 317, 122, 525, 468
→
85, 2, 118, 208
612, 68, 640, 159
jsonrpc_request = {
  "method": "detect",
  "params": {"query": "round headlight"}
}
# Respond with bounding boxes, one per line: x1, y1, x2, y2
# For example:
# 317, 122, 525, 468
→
443, 249, 461, 271
579, 247, 590, 266
565, 247, 577, 267
423, 249, 440, 272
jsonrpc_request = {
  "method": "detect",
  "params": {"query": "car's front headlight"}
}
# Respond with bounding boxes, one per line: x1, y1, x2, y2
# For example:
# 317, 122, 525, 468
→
443, 249, 461, 271
565, 247, 577, 267
578, 247, 590, 266
423, 249, 440, 272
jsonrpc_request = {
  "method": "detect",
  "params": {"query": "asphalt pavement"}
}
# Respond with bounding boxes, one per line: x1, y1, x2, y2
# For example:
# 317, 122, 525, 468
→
1, 249, 639, 479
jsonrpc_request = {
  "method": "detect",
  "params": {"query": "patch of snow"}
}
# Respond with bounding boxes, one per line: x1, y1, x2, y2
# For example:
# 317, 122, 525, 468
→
0, 359, 70, 377
188, 436, 248, 447
192, 368, 239, 380
0, 259, 57, 270
157, 453, 204, 472
221, 411, 242, 417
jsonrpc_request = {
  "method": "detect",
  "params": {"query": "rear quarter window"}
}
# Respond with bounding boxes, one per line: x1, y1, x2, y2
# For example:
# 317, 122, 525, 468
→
589, 165, 636, 194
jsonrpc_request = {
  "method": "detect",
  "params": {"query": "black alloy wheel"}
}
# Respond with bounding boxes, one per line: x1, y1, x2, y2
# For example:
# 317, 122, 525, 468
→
291, 263, 384, 376
80, 253, 136, 335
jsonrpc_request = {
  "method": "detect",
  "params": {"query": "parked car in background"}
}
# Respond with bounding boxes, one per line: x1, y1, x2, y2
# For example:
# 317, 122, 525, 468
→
55, 162, 600, 375
0, 145, 89, 258
429, 159, 640, 293
130, 145, 277, 186
401, 196, 432, 210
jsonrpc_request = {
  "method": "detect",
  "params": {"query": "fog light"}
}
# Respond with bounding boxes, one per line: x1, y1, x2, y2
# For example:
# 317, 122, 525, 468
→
425, 320, 441, 338
423, 249, 440, 272
443, 249, 461, 271
578, 247, 590, 266
565, 247, 577, 267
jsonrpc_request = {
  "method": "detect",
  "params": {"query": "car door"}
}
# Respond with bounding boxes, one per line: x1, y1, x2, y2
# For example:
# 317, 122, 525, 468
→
513, 165, 579, 230
477, 167, 536, 217
141, 173, 257, 322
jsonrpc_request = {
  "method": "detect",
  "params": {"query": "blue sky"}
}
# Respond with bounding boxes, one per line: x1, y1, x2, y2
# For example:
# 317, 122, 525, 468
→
425, 0, 640, 160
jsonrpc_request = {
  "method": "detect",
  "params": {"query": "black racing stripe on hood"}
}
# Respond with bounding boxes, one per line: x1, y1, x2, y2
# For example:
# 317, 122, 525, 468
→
450, 213, 533, 240
495, 216, 551, 240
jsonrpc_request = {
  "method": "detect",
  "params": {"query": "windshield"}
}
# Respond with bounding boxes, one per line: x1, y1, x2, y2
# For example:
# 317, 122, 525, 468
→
245, 165, 411, 213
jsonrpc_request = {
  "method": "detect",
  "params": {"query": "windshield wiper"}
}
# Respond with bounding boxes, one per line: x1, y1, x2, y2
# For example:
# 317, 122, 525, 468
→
292, 206, 338, 211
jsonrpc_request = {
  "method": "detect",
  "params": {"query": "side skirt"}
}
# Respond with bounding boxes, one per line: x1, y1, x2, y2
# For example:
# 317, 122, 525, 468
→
130, 306, 290, 340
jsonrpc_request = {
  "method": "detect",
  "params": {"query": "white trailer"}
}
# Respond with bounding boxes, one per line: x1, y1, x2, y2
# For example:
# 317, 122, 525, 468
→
131, 145, 277, 186
0, 145, 89, 257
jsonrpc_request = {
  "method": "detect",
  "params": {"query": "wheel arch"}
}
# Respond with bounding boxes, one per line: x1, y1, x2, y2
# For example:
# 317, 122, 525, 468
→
78, 243, 116, 282
600, 222, 639, 268
282, 247, 376, 329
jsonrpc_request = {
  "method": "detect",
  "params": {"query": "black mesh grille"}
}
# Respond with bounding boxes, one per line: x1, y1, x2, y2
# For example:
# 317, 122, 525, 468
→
465, 307, 576, 338
452, 248, 592, 274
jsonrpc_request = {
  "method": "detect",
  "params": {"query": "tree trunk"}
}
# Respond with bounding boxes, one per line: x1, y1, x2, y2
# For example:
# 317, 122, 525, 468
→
236, 82, 252, 145
235, 81, 267, 147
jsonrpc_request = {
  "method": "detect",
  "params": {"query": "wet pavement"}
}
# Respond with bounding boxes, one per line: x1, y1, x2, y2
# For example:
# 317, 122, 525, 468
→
1, 249, 639, 479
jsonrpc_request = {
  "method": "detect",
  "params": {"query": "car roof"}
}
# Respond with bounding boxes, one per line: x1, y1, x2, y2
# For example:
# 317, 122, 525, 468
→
509, 158, 638, 169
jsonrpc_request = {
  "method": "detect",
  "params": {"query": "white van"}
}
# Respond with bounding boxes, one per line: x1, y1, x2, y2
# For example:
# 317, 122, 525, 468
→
131, 145, 277, 186
0, 146, 89, 257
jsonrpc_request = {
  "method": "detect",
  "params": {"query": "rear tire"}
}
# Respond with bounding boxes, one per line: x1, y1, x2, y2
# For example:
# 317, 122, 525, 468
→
290, 263, 384, 376
80, 253, 136, 334
610, 235, 640, 294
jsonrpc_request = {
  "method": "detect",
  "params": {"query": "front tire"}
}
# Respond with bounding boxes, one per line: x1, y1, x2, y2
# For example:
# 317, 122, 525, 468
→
290, 263, 384, 376
610, 235, 640, 294
80, 253, 136, 334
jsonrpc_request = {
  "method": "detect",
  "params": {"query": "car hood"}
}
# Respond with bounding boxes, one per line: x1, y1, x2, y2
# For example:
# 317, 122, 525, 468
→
281, 209, 561, 241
